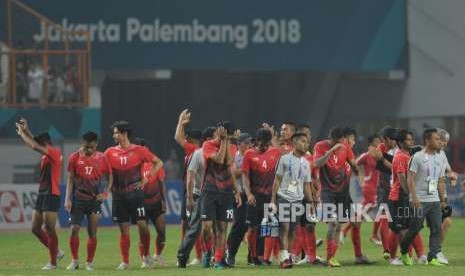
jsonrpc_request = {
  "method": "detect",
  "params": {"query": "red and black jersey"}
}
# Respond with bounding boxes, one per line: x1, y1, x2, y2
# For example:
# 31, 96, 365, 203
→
389, 149, 410, 201
377, 143, 395, 190
357, 151, 380, 192
242, 146, 281, 196
202, 139, 237, 194
104, 144, 156, 197
67, 150, 112, 201
38, 146, 62, 196
305, 153, 320, 192
142, 163, 166, 206
314, 140, 354, 194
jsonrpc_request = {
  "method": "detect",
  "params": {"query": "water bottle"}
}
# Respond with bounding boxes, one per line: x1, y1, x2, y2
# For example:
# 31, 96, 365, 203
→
270, 217, 280, 238
260, 217, 270, 237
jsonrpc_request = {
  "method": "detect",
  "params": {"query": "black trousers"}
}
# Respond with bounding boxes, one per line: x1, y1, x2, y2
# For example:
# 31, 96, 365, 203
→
227, 193, 248, 257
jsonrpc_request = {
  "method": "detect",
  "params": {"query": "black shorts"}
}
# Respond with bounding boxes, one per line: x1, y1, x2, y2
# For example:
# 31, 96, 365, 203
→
112, 194, 146, 224
320, 189, 353, 222
70, 200, 102, 225
388, 196, 410, 234
201, 191, 234, 222
35, 194, 60, 212
246, 194, 272, 226
146, 201, 164, 225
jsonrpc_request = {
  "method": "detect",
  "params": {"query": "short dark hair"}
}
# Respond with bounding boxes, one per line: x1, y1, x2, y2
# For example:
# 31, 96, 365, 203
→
395, 129, 413, 147
291, 132, 308, 142
367, 134, 380, 145
410, 145, 423, 156
81, 131, 98, 143
132, 137, 146, 147
379, 126, 398, 140
33, 132, 52, 146
186, 130, 202, 141
256, 128, 272, 143
423, 128, 438, 144
282, 121, 297, 132
112, 121, 132, 137
202, 126, 216, 140
329, 126, 345, 141
342, 127, 357, 137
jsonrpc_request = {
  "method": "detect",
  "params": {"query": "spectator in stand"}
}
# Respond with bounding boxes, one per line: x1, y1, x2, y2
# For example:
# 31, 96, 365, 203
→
27, 62, 46, 103
64, 64, 80, 102
16, 62, 28, 103
48, 68, 65, 103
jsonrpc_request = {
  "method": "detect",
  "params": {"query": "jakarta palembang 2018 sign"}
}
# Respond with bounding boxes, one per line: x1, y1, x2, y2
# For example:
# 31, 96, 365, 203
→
4, 0, 407, 71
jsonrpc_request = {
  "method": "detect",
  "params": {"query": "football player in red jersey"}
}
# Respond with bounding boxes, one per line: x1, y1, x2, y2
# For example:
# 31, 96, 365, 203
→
314, 127, 373, 267
16, 118, 63, 270
104, 121, 163, 269
241, 128, 282, 265
64, 131, 113, 271
376, 127, 399, 259
133, 138, 168, 267
356, 134, 382, 245
387, 130, 427, 265
200, 122, 242, 269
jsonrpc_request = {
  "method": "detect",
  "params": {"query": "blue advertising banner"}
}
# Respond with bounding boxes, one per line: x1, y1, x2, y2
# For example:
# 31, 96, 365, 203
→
58, 180, 183, 227
1, 0, 407, 71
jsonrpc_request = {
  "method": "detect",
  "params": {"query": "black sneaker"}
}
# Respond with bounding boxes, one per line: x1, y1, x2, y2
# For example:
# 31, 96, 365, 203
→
226, 254, 236, 267
311, 258, 325, 266
177, 256, 187, 268
247, 254, 254, 265
253, 257, 263, 266
222, 260, 233, 268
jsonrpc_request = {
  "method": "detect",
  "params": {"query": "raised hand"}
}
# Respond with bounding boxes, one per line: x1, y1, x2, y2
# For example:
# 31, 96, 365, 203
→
178, 109, 191, 125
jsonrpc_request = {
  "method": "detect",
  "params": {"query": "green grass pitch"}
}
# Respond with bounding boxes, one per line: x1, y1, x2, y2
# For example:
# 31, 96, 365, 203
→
1, 219, 464, 275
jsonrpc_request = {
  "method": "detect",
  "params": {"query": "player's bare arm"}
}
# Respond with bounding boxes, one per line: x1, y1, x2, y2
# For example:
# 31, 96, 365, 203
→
174, 109, 191, 147
314, 143, 343, 168
209, 127, 228, 164
398, 172, 408, 194
408, 171, 420, 208
270, 174, 283, 207
438, 176, 446, 209
16, 118, 49, 155
64, 172, 74, 212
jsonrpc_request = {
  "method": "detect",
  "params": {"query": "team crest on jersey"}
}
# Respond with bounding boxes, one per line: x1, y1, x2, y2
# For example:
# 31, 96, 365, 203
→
253, 157, 259, 161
